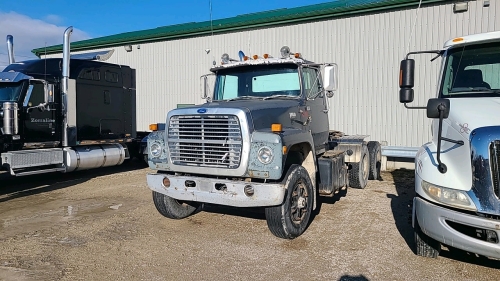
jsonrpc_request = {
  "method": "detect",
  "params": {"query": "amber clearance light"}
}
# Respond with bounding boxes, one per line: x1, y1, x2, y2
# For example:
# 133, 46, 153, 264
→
271, 123, 282, 133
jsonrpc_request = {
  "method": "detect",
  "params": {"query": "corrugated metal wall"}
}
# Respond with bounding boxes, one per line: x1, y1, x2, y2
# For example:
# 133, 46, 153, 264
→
54, 0, 499, 147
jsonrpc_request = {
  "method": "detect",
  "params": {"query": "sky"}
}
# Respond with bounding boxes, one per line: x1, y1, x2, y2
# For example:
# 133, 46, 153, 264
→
0, 0, 333, 69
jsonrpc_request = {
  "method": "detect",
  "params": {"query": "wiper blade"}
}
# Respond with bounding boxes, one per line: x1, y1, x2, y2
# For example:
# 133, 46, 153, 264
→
226, 96, 263, 101
263, 95, 297, 100
449, 88, 500, 94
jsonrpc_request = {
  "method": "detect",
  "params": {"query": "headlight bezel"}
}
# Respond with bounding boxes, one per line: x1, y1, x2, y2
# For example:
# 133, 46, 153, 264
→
421, 180, 477, 211
257, 146, 274, 164
149, 142, 162, 158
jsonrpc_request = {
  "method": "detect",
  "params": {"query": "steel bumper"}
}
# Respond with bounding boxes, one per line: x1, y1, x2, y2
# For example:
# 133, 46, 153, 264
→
414, 197, 500, 259
147, 173, 286, 207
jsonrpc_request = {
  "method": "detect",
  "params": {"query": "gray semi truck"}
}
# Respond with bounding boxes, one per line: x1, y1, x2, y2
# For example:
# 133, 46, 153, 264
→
146, 47, 381, 239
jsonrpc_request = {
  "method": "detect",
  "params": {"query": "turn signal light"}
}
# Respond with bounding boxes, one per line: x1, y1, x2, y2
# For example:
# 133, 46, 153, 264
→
149, 124, 158, 131
163, 177, 171, 188
271, 123, 282, 132
283, 146, 287, 154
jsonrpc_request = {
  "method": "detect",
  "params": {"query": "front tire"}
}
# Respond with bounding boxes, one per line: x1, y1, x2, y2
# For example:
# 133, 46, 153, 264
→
152, 191, 200, 219
265, 165, 313, 239
415, 219, 441, 258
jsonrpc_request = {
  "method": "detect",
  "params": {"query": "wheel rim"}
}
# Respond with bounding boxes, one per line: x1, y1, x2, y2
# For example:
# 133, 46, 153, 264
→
290, 179, 309, 225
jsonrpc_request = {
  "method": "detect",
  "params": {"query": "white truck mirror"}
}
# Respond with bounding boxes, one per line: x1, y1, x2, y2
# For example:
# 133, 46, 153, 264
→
323, 64, 337, 97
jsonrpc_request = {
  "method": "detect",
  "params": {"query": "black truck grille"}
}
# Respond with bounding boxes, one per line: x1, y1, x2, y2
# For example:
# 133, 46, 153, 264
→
489, 141, 500, 198
167, 115, 242, 168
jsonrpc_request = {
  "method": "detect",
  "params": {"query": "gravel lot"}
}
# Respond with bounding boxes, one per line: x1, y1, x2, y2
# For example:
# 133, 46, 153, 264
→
1, 162, 499, 281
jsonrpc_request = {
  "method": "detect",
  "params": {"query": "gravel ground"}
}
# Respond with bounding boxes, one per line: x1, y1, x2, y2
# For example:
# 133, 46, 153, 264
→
0, 163, 499, 281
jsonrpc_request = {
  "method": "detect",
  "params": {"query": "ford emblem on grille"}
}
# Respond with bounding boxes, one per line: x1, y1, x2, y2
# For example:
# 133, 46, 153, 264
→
197, 108, 207, 113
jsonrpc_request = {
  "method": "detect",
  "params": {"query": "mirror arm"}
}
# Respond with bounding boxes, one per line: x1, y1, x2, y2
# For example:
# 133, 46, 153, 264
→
441, 137, 464, 146
403, 103, 426, 110
435, 104, 447, 174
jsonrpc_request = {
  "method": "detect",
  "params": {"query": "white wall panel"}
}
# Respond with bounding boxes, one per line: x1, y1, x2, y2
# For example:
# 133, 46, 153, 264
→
53, 0, 498, 147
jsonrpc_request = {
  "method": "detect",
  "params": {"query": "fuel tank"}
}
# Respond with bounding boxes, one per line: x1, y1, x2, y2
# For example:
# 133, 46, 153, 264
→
64, 144, 127, 172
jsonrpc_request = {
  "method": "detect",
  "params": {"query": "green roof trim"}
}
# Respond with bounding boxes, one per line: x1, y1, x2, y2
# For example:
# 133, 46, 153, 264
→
32, 0, 448, 56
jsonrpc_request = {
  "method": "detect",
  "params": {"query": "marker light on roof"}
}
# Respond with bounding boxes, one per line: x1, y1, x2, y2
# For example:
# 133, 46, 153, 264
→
452, 37, 464, 42
263, 54, 269, 59
280, 46, 291, 58
252, 55, 259, 60
294, 53, 302, 59
243, 56, 250, 61
221, 53, 230, 64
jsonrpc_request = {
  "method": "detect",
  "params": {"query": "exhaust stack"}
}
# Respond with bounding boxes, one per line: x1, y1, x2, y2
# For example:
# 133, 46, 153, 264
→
62, 26, 73, 146
6, 35, 15, 64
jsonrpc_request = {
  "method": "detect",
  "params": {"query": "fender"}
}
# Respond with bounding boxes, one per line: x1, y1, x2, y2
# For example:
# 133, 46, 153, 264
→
280, 128, 318, 210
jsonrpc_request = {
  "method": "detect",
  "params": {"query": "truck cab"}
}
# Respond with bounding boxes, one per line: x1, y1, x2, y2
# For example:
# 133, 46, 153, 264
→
1, 27, 139, 177
400, 31, 500, 259
147, 47, 381, 239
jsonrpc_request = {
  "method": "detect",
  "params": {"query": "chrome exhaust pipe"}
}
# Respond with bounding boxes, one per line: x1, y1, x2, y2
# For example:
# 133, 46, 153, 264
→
62, 26, 73, 146
6, 35, 15, 64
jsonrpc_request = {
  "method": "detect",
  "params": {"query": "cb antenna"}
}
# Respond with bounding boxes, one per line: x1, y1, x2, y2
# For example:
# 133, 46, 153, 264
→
44, 42, 47, 81
405, 0, 423, 57
209, 0, 216, 66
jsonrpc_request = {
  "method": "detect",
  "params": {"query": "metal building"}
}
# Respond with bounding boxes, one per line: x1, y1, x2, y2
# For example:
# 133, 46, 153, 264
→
33, 0, 499, 154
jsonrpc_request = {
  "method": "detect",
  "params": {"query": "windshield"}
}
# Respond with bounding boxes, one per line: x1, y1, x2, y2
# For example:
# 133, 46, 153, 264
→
0, 81, 26, 102
213, 65, 300, 100
441, 42, 500, 98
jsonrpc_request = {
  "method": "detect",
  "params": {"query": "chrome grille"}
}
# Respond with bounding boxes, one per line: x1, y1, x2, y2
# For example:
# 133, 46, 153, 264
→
489, 141, 500, 198
168, 115, 242, 168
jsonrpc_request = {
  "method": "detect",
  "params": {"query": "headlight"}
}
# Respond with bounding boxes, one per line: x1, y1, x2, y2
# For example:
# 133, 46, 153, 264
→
421, 180, 476, 211
150, 142, 162, 158
257, 146, 274, 164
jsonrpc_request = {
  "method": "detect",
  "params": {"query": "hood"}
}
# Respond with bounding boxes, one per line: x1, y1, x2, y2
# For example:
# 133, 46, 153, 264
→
447, 98, 500, 137
183, 99, 303, 131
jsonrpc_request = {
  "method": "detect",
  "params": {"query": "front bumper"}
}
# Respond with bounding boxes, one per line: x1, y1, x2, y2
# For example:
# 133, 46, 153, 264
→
147, 173, 286, 207
414, 197, 500, 259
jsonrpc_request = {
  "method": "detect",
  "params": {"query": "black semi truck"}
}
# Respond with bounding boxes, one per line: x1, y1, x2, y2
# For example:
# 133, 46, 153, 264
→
0, 27, 145, 176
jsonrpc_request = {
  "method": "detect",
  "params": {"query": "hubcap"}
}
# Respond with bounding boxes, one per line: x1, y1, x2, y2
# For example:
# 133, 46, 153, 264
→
290, 180, 309, 224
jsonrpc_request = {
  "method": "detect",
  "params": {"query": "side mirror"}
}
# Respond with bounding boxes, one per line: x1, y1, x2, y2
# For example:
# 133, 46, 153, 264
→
399, 59, 415, 103
323, 64, 338, 97
202, 75, 208, 99
45, 84, 55, 104
399, 88, 414, 103
426, 98, 450, 119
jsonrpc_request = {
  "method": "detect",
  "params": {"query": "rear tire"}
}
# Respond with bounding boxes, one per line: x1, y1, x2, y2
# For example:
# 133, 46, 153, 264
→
367, 141, 382, 180
415, 219, 441, 258
152, 191, 200, 219
348, 144, 369, 189
265, 165, 313, 239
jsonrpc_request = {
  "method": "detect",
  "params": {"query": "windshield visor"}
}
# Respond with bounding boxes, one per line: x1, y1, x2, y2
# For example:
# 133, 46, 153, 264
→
441, 42, 500, 98
214, 65, 300, 100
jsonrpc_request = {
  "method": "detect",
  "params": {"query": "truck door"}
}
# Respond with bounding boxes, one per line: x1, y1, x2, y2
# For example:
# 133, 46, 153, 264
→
302, 67, 329, 151
23, 81, 58, 143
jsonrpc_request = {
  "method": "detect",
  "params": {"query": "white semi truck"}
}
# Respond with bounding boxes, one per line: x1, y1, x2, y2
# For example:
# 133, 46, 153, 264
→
400, 31, 500, 259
